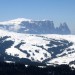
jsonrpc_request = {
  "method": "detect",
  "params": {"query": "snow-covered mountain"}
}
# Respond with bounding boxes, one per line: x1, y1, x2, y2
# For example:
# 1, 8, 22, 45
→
0, 18, 71, 34
0, 29, 75, 67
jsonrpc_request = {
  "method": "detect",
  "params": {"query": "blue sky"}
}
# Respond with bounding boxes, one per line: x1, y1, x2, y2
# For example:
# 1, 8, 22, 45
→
0, 0, 75, 34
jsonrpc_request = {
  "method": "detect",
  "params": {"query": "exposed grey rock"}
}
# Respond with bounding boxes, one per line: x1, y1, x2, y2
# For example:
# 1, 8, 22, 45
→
0, 20, 71, 34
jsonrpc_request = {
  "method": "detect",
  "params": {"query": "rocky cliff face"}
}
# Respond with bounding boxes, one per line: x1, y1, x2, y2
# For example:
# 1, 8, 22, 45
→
56, 23, 71, 34
0, 18, 71, 34
18, 20, 56, 34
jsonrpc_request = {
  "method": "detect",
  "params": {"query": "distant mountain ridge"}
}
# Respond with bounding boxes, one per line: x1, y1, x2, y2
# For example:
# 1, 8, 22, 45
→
0, 18, 71, 34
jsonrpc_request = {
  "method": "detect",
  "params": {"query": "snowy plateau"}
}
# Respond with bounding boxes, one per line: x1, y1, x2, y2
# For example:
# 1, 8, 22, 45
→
0, 18, 74, 68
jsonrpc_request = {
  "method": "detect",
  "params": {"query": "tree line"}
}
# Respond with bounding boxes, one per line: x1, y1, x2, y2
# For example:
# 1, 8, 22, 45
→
0, 62, 75, 75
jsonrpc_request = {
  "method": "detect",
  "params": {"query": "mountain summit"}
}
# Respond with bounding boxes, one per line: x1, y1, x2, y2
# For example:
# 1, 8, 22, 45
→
0, 18, 32, 25
0, 18, 71, 34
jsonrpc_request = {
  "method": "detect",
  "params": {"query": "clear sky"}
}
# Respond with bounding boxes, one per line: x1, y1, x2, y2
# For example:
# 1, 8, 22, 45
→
0, 0, 75, 34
